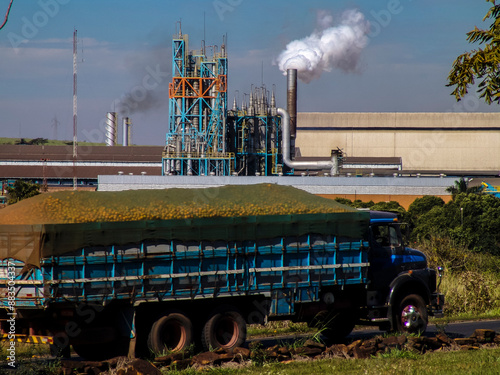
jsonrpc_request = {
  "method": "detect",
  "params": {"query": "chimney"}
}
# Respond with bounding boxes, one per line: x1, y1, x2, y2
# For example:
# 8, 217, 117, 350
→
286, 69, 297, 139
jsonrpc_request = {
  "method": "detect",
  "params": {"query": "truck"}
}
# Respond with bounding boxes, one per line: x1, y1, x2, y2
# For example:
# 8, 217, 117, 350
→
0, 189, 443, 360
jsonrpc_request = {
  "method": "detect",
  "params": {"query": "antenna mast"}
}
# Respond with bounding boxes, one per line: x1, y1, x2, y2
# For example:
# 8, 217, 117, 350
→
73, 29, 78, 190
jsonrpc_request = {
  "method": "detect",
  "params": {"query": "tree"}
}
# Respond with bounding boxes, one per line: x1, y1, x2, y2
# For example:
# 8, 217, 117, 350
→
447, 0, 500, 104
445, 177, 483, 199
408, 195, 445, 219
411, 192, 500, 255
6, 180, 40, 204
30, 138, 48, 145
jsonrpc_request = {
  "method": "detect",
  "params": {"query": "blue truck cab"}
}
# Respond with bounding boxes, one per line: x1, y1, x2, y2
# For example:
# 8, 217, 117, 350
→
365, 210, 443, 333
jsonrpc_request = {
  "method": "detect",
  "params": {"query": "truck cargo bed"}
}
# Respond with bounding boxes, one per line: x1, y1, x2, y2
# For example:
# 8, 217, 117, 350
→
2, 233, 368, 316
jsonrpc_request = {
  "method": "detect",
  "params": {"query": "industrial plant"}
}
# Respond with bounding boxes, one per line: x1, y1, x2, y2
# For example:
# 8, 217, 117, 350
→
161, 29, 286, 177
1, 27, 500, 207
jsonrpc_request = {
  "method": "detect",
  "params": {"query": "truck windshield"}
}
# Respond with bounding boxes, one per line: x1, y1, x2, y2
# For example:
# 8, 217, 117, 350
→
372, 225, 401, 247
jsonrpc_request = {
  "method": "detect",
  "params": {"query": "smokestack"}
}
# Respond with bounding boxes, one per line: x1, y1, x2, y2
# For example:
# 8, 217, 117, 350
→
122, 117, 131, 146
287, 69, 297, 139
105, 112, 117, 146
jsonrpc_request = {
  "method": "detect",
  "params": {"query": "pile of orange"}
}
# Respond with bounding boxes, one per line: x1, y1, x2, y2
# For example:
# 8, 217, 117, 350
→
0, 184, 353, 225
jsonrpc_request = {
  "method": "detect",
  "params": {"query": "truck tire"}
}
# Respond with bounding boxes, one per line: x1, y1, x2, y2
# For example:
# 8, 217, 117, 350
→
395, 294, 428, 334
201, 308, 246, 351
148, 312, 193, 354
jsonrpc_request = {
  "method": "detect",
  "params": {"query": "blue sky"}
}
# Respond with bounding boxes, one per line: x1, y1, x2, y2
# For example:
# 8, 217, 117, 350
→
0, 0, 497, 145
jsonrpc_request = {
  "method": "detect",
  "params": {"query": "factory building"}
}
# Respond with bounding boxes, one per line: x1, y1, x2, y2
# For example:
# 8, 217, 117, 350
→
295, 112, 500, 175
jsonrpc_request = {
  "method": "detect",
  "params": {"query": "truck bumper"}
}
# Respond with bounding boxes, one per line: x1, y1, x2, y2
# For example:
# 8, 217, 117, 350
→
429, 293, 445, 318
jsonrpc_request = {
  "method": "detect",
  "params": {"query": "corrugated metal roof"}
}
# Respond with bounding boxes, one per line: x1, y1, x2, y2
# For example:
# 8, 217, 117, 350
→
0, 145, 164, 162
0, 165, 161, 179
0, 145, 163, 179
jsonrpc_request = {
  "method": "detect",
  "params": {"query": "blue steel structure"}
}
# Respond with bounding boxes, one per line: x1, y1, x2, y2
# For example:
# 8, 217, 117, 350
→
163, 31, 231, 176
162, 30, 285, 176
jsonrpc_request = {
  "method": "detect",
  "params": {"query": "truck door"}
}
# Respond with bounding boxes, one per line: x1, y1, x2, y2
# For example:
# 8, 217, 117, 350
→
368, 224, 404, 291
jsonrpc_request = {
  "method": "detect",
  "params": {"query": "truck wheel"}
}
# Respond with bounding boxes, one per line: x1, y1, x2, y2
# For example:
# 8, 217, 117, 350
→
201, 308, 246, 351
395, 294, 428, 334
148, 312, 193, 354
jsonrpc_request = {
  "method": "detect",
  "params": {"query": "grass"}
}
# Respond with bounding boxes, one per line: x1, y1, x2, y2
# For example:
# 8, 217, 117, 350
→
418, 237, 500, 321
0, 342, 59, 375
3, 339, 500, 375
248, 321, 313, 338
162, 348, 500, 375
0, 342, 51, 360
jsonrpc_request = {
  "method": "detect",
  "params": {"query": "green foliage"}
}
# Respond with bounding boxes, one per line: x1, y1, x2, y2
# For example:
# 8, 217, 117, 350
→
14, 137, 48, 145
447, 1, 500, 104
407, 196, 445, 231
408, 196, 445, 218
336, 191, 500, 256
6, 180, 40, 204
334, 197, 405, 213
248, 341, 267, 366
412, 192, 500, 255
445, 177, 483, 198
333, 197, 353, 206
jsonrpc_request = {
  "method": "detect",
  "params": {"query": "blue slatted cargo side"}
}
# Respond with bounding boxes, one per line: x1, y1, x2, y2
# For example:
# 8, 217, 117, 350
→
0, 259, 45, 308
2, 235, 369, 314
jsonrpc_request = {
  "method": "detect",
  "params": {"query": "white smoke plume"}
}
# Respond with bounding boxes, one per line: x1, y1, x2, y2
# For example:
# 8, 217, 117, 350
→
277, 9, 370, 83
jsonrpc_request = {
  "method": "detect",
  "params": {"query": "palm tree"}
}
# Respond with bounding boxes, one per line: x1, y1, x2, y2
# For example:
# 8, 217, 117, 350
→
446, 177, 483, 198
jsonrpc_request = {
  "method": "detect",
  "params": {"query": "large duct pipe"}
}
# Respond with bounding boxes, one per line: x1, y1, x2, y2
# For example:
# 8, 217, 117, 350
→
278, 107, 338, 175
287, 69, 297, 139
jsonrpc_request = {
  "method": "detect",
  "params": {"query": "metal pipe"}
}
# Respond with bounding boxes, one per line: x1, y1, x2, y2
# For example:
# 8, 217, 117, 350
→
278, 107, 338, 174
122, 117, 130, 146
